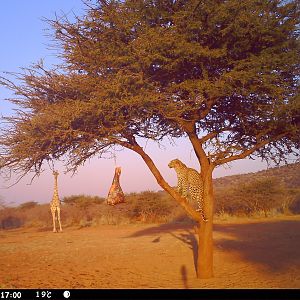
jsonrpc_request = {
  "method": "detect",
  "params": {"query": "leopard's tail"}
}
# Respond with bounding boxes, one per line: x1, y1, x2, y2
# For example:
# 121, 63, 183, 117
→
196, 198, 208, 222
196, 208, 208, 222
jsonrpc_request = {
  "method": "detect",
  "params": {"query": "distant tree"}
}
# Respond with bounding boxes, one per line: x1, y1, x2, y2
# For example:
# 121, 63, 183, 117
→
237, 177, 285, 217
0, 0, 299, 278
62, 195, 104, 207
215, 186, 250, 216
0, 196, 5, 210
290, 190, 300, 213
281, 188, 300, 214
19, 201, 38, 210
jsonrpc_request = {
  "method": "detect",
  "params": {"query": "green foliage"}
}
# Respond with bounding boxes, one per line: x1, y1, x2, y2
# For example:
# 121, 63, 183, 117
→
0, 0, 299, 176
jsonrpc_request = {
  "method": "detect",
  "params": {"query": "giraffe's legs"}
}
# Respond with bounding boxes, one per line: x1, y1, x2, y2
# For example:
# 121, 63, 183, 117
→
56, 207, 63, 232
51, 208, 57, 233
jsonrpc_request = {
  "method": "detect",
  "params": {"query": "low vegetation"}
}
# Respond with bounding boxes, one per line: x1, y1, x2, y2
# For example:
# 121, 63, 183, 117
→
214, 162, 300, 218
1, 163, 299, 230
0, 191, 188, 230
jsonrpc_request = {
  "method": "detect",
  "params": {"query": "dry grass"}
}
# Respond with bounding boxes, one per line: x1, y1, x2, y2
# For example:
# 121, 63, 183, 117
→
1, 163, 300, 230
0, 191, 191, 230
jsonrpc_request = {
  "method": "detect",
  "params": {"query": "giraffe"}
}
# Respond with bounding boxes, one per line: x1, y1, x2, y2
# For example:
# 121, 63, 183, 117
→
50, 170, 62, 232
107, 167, 125, 205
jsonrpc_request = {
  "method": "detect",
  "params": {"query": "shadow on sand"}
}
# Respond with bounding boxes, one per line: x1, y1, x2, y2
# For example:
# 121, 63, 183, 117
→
127, 218, 300, 272
214, 219, 300, 272
126, 223, 199, 275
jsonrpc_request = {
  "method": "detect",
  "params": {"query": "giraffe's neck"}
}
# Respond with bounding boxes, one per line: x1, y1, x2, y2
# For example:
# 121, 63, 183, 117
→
52, 176, 60, 205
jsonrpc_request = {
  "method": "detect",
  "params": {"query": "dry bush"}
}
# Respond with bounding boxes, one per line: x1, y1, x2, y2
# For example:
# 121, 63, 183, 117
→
24, 204, 52, 228
62, 194, 104, 207
232, 177, 283, 217
290, 189, 300, 214
19, 201, 38, 210
0, 207, 25, 229
0, 196, 5, 209
63, 191, 189, 226
2, 177, 299, 231
214, 162, 300, 217
124, 191, 188, 223
62, 194, 105, 226
215, 187, 251, 217
214, 177, 299, 218
0, 191, 192, 230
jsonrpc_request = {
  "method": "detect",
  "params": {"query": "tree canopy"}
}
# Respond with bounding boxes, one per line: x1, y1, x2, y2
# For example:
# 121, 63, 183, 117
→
1, 0, 299, 178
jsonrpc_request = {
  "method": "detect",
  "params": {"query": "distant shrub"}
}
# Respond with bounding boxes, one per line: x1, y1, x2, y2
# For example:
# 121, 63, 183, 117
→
0, 197, 5, 209
23, 204, 52, 228
1, 164, 299, 230
1, 216, 23, 229
0, 207, 25, 229
60, 191, 188, 226
63, 194, 105, 208
239, 177, 284, 217
289, 189, 300, 214
125, 191, 182, 223
19, 201, 38, 210
215, 176, 299, 217
215, 188, 251, 217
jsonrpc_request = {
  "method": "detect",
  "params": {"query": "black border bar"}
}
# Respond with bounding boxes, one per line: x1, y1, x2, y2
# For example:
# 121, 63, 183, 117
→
1, 288, 299, 300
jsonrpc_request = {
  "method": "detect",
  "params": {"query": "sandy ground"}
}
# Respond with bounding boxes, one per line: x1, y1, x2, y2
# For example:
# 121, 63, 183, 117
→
0, 215, 300, 289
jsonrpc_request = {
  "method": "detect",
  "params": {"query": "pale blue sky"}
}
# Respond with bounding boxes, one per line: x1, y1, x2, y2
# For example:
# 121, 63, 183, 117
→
0, 1, 274, 205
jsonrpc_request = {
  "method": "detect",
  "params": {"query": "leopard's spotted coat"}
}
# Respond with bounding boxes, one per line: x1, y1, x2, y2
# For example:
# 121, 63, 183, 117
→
168, 159, 208, 222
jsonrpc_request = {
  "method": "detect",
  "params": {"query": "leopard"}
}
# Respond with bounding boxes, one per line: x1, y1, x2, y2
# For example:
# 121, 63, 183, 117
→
168, 159, 208, 222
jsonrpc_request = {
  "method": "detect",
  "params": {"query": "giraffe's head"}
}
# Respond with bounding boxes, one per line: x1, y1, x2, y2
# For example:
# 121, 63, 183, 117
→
53, 170, 59, 177
168, 159, 186, 169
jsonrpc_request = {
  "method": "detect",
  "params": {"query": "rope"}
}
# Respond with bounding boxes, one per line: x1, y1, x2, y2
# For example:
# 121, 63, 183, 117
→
113, 152, 117, 167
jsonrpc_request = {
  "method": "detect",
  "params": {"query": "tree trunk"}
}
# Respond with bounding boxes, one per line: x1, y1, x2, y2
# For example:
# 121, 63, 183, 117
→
197, 170, 214, 278
197, 220, 213, 278
131, 144, 214, 278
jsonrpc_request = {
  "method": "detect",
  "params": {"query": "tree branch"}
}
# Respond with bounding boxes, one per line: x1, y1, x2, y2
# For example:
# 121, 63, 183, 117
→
198, 131, 219, 144
181, 121, 213, 174
124, 142, 203, 222
215, 133, 289, 166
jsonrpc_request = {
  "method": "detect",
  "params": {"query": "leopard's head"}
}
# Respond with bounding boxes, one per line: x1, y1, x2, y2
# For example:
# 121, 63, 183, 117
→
168, 159, 185, 169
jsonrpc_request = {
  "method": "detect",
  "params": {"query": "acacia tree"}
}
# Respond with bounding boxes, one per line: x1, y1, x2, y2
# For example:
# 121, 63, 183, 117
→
0, 0, 299, 278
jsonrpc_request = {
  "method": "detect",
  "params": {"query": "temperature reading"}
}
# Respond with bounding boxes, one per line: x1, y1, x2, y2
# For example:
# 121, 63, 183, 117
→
36, 291, 52, 298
